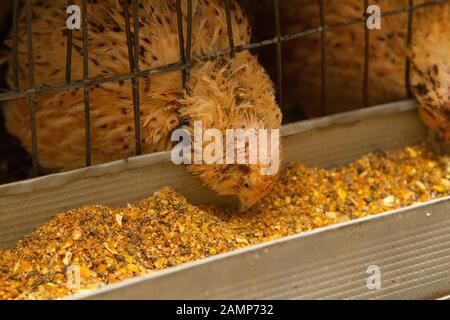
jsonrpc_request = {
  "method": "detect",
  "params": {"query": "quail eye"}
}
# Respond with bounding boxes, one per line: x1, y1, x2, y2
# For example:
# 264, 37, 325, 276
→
244, 182, 251, 189
235, 94, 245, 105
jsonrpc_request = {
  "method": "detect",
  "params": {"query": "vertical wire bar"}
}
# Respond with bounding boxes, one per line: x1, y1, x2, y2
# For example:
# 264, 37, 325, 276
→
12, 0, 19, 91
273, 0, 283, 110
132, 0, 141, 155
318, 0, 327, 116
82, 0, 91, 166
224, 0, 235, 58
123, 1, 135, 75
363, 0, 370, 107
405, 0, 414, 98
123, 0, 141, 155
25, 0, 39, 176
186, 0, 193, 81
65, 0, 73, 83
175, 0, 187, 87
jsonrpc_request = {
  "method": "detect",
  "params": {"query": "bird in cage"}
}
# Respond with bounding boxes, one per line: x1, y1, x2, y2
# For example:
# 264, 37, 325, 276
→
0, 0, 282, 211
241, 0, 449, 152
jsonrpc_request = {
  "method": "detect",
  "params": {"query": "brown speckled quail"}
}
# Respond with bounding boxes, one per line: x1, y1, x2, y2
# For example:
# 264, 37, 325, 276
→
2, 0, 282, 210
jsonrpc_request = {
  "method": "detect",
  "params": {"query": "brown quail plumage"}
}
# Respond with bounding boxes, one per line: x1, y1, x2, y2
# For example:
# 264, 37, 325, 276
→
2, 0, 282, 210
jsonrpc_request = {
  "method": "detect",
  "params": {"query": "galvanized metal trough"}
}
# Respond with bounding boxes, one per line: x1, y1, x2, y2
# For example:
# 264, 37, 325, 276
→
0, 100, 449, 299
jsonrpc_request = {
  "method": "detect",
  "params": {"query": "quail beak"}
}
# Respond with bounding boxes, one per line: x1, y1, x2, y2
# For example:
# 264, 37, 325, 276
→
238, 198, 254, 212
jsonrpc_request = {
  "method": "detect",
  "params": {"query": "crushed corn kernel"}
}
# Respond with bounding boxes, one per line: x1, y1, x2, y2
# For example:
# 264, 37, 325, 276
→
0, 144, 448, 299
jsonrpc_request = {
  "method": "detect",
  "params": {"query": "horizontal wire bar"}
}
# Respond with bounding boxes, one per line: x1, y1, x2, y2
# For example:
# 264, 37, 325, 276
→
123, 0, 135, 76
0, 62, 187, 101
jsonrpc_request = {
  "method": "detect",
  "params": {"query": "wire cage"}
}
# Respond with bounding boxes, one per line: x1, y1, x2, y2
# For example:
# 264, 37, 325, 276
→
0, 0, 446, 184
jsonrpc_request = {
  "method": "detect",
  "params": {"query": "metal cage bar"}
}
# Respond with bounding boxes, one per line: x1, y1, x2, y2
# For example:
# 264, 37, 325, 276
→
81, 0, 91, 166
186, 0, 192, 82
132, 0, 141, 155
363, 0, 370, 107
224, 0, 235, 58
318, 0, 327, 116
12, 0, 19, 91
1, 1, 442, 104
124, 0, 142, 155
175, 0, 187, 87
0, 61, 184, 102
25, 0, 39, 176
274, 0, 283, 111
65, 0, 73, 83
405, 0, 414, 98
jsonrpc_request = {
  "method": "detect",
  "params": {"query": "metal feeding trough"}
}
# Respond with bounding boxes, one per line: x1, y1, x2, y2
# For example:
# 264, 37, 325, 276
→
0, 100, 449, 300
